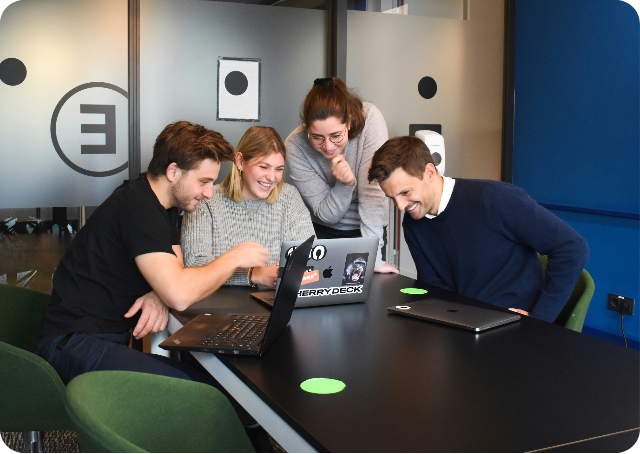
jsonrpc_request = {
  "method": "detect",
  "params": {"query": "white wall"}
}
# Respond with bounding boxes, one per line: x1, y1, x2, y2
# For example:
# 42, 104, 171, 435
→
347, 0, 505, 276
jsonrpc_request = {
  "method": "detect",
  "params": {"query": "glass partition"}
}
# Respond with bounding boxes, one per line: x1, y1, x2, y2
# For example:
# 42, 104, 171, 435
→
0, 0, 128, 291
0, 0, 129, 209
140, 0, 329, 182
348, 0, 468, 19
212, 0, 328, 9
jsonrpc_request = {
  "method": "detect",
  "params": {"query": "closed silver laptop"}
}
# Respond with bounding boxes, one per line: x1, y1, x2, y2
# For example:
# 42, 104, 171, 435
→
387, 298, 521, 332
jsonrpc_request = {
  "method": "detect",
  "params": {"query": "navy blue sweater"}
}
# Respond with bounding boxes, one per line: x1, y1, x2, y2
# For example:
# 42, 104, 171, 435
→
403, 179, 589, 322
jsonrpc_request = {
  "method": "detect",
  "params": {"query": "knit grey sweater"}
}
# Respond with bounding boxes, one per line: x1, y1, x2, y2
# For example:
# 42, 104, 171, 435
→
181, 183, 315, 286
285, 102, 389, 267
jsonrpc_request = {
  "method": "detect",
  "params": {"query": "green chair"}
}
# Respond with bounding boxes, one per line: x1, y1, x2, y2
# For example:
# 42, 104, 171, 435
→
0, 284, 74, 452
538, 255, 595, 332
0, 284, 50, 352
66, 371, 255, 453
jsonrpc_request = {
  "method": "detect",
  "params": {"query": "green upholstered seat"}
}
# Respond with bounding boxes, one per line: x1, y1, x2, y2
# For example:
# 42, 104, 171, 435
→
66, 371, 255, 453
0, 341, 71, 432
0, 284, 51, 351
538, 255, 595, 332
0, 284, 74, 451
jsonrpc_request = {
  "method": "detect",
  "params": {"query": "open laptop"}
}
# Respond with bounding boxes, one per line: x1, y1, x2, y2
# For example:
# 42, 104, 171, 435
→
159, 235, 314, 356
251, 236, 378, 308
387, 298, 521, 332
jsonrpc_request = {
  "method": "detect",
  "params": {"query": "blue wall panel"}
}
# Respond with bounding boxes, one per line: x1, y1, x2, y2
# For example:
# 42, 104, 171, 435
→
550, 209, 639, 344
513, 0, 640, 344
513, 0, 639, 215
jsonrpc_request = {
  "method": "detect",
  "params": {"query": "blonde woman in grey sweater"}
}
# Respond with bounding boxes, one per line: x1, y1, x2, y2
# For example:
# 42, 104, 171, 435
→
181, 126, 315, 287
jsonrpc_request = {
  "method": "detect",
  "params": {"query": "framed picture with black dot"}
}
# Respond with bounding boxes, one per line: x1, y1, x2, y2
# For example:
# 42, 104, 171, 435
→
217, 57, 261, 122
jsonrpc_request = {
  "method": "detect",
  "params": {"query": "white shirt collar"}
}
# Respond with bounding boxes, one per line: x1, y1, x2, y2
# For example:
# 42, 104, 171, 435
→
425, 175, 455, 219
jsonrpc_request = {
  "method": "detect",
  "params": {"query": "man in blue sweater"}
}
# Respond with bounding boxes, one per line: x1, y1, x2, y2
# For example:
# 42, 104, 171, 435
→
368, 136, 589, 322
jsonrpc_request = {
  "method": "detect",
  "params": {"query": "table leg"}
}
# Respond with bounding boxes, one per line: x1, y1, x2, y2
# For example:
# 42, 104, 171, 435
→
149, 330, 170, 357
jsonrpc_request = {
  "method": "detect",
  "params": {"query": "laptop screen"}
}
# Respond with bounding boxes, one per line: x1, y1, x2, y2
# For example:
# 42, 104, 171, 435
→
260, 235, 315, 352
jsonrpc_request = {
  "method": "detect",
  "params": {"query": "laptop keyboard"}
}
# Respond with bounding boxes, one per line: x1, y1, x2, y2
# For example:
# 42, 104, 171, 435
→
200, 315, 269, 348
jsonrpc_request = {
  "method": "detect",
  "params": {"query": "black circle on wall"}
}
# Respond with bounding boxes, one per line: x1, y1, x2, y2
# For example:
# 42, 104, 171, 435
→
225, 71, 249, 96
0, 58, 27, 86
418, 76, 437, 99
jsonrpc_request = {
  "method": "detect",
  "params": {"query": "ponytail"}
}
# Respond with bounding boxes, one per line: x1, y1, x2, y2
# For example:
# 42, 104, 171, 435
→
302, 77, 365, 139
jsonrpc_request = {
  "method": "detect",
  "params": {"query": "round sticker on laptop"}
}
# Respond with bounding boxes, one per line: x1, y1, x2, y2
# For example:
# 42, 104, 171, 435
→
400, 288, 428, 295
300, 378, 346, 394
395, 305, 412, 310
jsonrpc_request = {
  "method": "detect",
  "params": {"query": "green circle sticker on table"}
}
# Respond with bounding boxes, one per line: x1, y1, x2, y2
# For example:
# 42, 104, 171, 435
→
400, 288, 428, 295
300, 378, 346, 394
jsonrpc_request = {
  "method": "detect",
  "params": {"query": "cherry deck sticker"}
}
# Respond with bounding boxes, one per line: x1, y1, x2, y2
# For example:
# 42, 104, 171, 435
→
298, 286, 363, 297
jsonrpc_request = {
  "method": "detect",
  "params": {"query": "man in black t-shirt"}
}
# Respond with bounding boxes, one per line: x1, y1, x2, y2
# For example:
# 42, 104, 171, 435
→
35, 121, 269, 386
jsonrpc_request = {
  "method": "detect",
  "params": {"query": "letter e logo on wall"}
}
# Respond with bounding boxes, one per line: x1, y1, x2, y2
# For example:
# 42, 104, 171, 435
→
80, 104, 116, 155
51, 82, 129, 177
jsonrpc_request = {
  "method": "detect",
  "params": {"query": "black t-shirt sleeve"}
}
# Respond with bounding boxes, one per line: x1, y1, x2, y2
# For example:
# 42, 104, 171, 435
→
120, 191, 177, 261
168, 208, 181, 246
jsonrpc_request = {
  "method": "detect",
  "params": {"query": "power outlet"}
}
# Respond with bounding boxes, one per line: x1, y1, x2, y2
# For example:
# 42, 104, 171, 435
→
608, 293, 635, 316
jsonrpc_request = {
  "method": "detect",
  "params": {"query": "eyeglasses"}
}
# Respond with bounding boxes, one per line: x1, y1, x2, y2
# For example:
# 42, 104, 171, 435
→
307, 129, 347, 147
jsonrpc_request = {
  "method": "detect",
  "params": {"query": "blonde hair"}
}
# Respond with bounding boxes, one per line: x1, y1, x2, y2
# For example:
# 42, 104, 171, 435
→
223, 126, 286, 204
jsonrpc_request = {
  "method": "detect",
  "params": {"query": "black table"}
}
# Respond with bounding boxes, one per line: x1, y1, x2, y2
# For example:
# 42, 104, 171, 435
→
164, 274, 640, 452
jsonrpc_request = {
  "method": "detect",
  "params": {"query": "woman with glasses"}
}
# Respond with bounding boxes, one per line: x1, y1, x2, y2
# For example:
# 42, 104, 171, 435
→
181, 126, 315, 287
285, 77, 399, 273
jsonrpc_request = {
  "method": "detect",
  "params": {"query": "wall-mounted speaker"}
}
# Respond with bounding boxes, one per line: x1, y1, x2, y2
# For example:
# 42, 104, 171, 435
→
415, 130, 445, 175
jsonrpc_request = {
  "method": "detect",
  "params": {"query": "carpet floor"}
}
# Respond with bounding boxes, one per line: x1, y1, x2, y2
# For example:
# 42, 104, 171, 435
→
1, 431, 80, 453
2, 429, 284, 453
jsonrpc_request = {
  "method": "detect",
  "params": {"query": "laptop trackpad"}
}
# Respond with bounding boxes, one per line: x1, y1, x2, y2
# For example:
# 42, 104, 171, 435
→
180, 319, 232, 340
